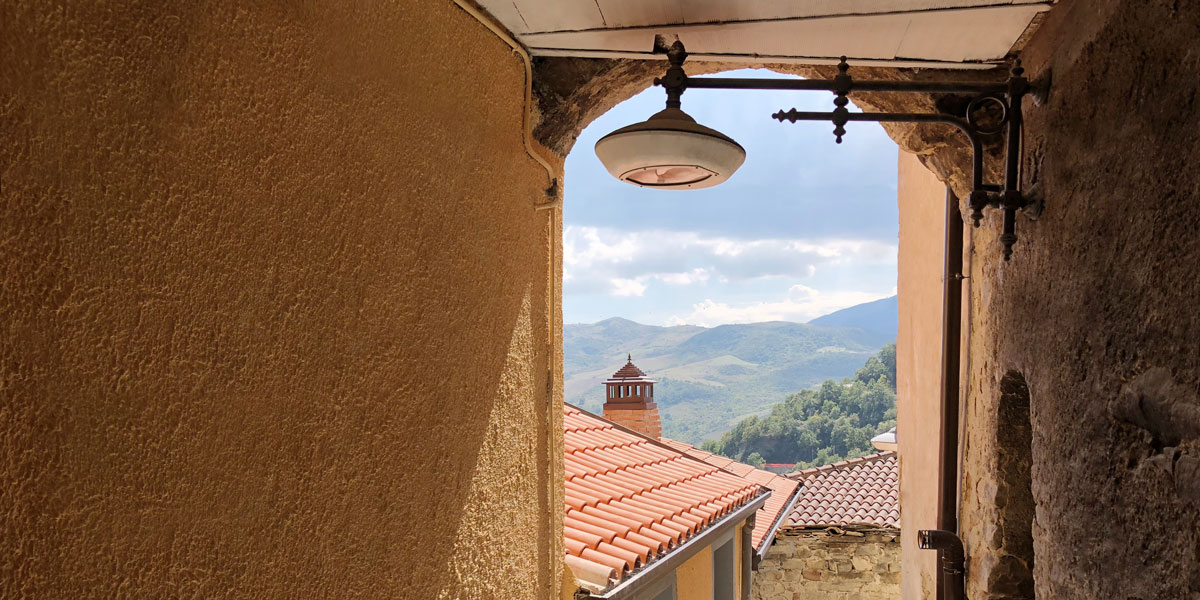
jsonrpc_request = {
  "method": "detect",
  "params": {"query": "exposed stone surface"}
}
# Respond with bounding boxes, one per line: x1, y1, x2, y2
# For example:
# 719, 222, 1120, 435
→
753, 528, 901, 600
959, 1, 1200, 598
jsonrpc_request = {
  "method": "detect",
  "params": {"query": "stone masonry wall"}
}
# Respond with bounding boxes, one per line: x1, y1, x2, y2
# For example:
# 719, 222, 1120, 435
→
754, 528, 901, 600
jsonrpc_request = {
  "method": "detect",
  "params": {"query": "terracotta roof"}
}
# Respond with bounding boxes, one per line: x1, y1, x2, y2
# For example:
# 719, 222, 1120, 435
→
563, 405, 764, 592
658, 438, 802, 552
608, 355, 651, 381
785, 451, 899, 528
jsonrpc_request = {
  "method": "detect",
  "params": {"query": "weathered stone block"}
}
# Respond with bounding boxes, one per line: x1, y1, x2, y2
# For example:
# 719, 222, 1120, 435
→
852, 556, 875, 572
878, 571, 902, 584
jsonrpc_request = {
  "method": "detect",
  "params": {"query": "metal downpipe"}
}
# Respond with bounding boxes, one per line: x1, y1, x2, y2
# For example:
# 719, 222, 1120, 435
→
936, 186, 966, 600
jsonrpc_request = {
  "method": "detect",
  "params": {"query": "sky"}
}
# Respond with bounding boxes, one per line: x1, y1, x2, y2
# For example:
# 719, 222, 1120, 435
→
563, 69, 899, 327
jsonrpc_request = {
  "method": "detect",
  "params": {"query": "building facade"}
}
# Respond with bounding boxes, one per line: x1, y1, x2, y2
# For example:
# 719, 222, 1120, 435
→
4, 1, 1199, 598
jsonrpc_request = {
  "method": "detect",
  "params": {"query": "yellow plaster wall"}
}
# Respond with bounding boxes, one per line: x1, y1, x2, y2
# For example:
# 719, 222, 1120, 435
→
676, 544, 714, 600
0, 1, 563, 598
895, 152, 949, 600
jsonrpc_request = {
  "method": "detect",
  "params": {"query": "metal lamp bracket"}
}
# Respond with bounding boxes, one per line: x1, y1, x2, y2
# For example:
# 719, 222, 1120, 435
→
655, 41, 1037, 260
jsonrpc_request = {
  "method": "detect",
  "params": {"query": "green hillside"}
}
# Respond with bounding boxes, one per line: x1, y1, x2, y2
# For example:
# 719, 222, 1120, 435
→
702, 344, 897, 468
563, 317, 893, 444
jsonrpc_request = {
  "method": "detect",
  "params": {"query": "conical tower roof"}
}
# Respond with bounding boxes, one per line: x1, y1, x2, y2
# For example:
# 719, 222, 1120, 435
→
606, 355, 656, 383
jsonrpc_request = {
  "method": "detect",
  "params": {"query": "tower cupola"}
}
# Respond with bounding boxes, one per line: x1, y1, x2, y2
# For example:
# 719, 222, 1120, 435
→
602, 355, 661, 438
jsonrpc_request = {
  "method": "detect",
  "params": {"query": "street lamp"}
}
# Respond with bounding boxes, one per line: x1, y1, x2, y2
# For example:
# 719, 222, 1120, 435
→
595, 41, 1038, 260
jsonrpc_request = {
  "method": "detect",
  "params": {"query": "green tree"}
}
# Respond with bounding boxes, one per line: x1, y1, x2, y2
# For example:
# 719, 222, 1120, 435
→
708, 343, 897, 468
745, 452, 766, 469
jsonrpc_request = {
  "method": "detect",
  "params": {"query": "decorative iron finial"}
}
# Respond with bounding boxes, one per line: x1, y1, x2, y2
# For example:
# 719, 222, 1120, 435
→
627, 353, 632, 362
831, 56, 852, 143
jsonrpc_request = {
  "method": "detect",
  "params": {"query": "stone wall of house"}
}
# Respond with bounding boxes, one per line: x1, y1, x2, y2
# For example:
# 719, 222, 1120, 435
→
753, 528, 901, 600
956, 2, 1200, 599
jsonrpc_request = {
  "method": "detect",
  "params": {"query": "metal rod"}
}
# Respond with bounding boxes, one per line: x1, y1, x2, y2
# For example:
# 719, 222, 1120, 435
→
773, 109, 985, 192
682, 76, 1008, 95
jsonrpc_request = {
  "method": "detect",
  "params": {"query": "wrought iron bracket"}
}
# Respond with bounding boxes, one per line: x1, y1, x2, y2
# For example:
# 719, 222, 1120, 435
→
654, 41, 1036, 260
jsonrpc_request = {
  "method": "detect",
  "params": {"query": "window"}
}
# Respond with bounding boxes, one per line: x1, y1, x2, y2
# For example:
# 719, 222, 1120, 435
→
609, 386, 615, 399
648, 385, 653, 398
713, 538, 736, 600
635, 384, 641, 396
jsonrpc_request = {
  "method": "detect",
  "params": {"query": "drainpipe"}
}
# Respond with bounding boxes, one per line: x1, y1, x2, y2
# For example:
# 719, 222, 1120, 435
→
741, 514, 755, 600
920, 529, 967, 600
925, 186, 967, 600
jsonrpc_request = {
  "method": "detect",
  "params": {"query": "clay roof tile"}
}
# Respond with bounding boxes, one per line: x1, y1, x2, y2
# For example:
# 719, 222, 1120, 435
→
785, 451, 899, 528
562, 405, 763, 593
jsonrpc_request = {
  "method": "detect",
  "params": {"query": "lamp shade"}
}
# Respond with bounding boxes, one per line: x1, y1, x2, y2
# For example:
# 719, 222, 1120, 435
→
595, 107, 745, 190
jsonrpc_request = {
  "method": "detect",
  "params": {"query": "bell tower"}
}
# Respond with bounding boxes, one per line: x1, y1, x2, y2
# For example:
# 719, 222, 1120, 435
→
602, 355, 661, 438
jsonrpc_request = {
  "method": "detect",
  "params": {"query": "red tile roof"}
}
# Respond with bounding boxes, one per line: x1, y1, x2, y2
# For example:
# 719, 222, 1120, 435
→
563, 405, 764, 592
657, 438, 802, 552
785, 451, 899, 528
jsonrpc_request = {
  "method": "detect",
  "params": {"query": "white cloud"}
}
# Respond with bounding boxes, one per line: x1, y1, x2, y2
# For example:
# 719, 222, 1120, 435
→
563, 226, 895, 298
610, 278, 647, 297
664, 285, 895, 327
659, 268, 711, 285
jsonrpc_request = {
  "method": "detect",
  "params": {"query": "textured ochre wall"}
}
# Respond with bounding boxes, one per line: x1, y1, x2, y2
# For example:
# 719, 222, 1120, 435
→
1, 2, 563, 598
894, 152, 948, 600
675, 544, 714, 600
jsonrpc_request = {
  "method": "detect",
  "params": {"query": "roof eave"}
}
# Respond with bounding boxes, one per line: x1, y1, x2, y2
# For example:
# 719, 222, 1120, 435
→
754, 484, 806, 569
579, 488, 771, 600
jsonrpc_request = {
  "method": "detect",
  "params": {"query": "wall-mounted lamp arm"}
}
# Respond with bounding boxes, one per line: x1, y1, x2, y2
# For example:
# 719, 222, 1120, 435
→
652, 40, 1034, 260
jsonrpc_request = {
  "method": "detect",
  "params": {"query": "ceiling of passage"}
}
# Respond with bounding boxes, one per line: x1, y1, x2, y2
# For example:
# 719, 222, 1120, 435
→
474, 0, 1053, 69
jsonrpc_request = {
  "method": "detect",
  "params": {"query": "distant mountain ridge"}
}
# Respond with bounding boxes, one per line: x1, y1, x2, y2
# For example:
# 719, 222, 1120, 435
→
564, 298, 898, 444
807, 295, 897, 337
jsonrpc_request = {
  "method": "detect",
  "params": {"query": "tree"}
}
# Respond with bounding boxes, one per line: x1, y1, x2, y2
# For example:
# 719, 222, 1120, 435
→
708, 343, 897, 468
745, 452, 766, 469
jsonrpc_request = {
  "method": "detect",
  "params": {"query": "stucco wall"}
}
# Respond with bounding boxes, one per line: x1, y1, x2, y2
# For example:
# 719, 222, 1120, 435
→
754, 528, 901, 600
676, 544, 714, 600
956, 1, 1200, 598
1, 2, 563, 598
894, 151, 949, 600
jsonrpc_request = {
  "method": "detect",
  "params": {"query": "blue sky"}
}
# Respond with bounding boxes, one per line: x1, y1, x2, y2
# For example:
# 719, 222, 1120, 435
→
563, 69, 899, 326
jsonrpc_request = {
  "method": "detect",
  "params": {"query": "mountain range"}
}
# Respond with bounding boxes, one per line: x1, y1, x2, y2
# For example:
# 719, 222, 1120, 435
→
564, 295, 897, 444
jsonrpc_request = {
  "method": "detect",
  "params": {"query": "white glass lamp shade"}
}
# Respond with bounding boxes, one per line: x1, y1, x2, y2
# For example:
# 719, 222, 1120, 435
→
871, 427, 898, 452
595, 108, 746, 190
